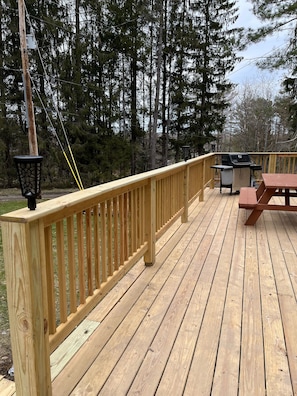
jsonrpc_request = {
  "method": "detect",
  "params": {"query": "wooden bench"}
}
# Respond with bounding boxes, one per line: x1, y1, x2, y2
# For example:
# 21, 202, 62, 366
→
238, 187, 258, 209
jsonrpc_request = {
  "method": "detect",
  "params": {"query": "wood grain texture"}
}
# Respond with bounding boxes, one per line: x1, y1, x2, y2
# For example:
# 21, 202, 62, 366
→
0, 376, 16, 396
1, 221, 51, 395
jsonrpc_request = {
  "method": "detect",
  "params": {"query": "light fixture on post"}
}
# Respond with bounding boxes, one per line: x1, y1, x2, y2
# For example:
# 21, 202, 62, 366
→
182, 145, 190, 162
14, 155, 43, 210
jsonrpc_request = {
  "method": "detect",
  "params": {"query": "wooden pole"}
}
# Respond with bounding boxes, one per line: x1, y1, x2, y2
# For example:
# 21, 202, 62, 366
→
18, 0, 38, 155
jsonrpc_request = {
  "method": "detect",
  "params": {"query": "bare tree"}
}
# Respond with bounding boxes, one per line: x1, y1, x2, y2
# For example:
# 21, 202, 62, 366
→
226, 80, 293, 152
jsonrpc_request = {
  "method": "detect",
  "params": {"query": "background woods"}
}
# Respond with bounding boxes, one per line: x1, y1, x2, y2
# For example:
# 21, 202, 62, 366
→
0, 0, 297, 189
0, 0, 242, 188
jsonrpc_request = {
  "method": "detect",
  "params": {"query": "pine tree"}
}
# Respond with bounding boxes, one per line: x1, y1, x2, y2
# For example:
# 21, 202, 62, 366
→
186, 0, 241, 154
101, 0, 152, 175
168, 0, 194, 161
248, 0, 297, 136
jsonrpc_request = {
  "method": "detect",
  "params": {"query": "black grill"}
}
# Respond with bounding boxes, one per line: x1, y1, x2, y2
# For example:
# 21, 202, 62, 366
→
221, 153, 252, 168
212, 153, 262, 194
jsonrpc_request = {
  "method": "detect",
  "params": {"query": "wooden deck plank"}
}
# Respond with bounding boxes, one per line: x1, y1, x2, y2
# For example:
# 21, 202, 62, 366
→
278, 209, 297, 299
126, 257, 205, 395
211, 205, 245, 395
155, 194, 234, 395
50, 319, 100, 380
52, 258, 162, 395
47, 188, 297, 396
258, 213, 292, 394
0, 376, 15, 396
239, 221, 265, 394
267, 209, 297, 394
115, 194, 230, 395
182, 194, 236, 395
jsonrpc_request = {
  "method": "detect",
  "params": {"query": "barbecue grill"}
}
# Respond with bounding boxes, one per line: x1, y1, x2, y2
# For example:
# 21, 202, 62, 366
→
212, 153, 261, 194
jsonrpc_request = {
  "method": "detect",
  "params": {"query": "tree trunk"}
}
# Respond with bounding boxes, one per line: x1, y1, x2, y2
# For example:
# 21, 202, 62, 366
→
151, 3, 163, 170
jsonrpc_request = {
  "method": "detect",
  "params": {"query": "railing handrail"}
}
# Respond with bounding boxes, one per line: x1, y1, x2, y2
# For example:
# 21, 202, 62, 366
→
0, 153, 214, 224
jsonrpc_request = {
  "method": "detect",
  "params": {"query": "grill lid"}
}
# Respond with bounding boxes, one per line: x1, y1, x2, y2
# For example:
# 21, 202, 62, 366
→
222, 153, 252, 167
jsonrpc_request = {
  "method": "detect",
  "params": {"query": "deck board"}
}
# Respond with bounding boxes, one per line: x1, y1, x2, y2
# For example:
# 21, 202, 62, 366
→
240, 223, 265, 395
267, 210, 297, 393
0, 375, 15, 396
183, 195, 236, 395
51, 188, 297, 395
258, 214, 292, 395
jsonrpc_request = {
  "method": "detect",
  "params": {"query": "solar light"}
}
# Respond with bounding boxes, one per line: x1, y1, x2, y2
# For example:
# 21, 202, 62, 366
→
14, 155, 43, 210
182, 145, 191, 162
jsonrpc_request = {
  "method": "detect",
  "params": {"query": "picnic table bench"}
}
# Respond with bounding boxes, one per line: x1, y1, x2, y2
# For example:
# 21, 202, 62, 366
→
238, 187, 257, 209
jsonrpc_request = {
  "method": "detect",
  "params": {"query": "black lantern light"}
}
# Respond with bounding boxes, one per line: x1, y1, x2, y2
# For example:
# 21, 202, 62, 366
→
182, 145, 191, 162
14, 155, 43, 210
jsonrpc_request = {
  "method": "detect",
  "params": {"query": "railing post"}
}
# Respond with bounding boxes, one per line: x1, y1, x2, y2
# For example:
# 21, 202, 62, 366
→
268, 154, 277, 173
144, 177, 156, 266
209, 155, 215, 189
200, 159, 206, 202
1, 220, 52, 395
182, 164, 189, 223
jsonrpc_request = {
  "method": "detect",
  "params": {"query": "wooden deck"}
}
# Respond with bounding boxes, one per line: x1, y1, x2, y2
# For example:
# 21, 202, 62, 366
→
6, 186, 297, 395
51, 187, 297, 395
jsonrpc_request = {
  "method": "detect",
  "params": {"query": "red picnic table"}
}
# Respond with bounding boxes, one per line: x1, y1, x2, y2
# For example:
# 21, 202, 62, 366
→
239, 173, 297, 225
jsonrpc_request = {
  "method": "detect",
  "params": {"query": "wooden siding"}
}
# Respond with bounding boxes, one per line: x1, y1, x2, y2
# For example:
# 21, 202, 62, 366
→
50, 187, 297, 395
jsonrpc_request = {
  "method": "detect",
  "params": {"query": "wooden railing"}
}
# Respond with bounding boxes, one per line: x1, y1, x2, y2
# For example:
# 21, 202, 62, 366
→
0, 153, 214, 395
249, 152, 297, 174
214, 152, 297, 174
2, 151, 297, 395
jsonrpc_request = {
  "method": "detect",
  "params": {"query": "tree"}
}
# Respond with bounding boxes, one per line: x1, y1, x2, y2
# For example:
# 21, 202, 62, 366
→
247, 0, 297, 133
0, 0, 246, 188
167, 0, 242, 156
247, 0, 297, 72
150, 0, 163, 170
225, 82, 293, 152
104, 0, 151, 174
273, 94, 297, 150
168, 0, 201, 161
235, 96, 274, 151
187, 0, 242, 154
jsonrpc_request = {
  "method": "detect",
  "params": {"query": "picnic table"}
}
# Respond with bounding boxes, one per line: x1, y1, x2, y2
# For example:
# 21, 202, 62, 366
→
238, 173, 297, 225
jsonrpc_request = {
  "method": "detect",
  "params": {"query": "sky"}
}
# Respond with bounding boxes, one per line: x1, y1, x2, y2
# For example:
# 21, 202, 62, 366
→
228, 0, 289, 91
